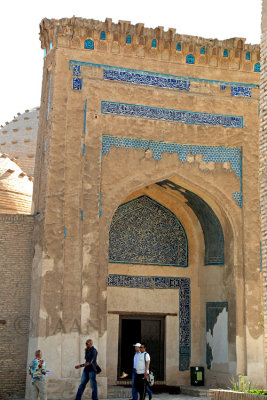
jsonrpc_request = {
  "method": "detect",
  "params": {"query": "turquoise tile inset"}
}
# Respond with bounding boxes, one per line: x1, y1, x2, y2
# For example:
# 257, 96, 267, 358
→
101, 101, 243, 129
107, 274, 191, 371
101, 134, 242, 207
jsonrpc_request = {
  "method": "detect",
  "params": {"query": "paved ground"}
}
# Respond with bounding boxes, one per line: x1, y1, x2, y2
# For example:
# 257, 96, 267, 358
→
103, 395, 209, 400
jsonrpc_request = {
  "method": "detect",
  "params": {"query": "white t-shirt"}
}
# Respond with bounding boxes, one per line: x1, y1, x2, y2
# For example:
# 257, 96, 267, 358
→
133, 351, 140, 368
135, 352, 150, 374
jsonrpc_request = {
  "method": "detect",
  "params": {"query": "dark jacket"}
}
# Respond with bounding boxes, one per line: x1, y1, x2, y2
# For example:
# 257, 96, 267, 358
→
85, 346, 98, 373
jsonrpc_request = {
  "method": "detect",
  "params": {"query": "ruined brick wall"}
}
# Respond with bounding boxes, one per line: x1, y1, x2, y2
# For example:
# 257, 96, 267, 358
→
0, 214, 34, 399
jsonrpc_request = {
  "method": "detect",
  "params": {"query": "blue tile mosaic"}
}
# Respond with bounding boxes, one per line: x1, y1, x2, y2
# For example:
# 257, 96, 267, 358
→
177, 42, 182, 51
107, 273, 191, 371
254, 62, 261, 72
84, 39, 94, 50
201, 46, 206, 55
100, 31, 106, 40
73, 77, 82, 90
126, 35, 132, 44
157, 181, 224, 264
231, 86, 251, 98
186, 54, 195, 64
101, 101, 243, 129
152, 39, 157, 48
223, 49, 228, 57
109, 195, 188, 266
69, 60, 259, 89
101, 135, 243, 207
103, 70, 190, 91
246, 52, 251, 60
73, 64, 81, 76
233, 191, 242, 207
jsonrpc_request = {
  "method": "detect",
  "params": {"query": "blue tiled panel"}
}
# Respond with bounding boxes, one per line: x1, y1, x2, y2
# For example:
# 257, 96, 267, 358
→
254, 62, 261, 72
201, 46, 206, 55
69, 60, 259, 89
101, 135, 243, 207
126, 35, 132, 44
84, 39, 94, 50
73, 64, 81, 76
103, 69, 190, 91
177, 42, 182, 51
107, 274, 191, 371
231, 86, 251, 98
109, 195, 188, 266
186, 54, 195, 64
223, 49, 228, 57
152, 39, 157, 48
246, 52, 250, 60
73, 78, 82, 90
100, 31, 106, 40
157, 180, 224, 264
101, 101, 243, 129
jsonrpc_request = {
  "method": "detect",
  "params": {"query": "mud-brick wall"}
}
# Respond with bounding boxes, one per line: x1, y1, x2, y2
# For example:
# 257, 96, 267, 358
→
0, 214, 34, 399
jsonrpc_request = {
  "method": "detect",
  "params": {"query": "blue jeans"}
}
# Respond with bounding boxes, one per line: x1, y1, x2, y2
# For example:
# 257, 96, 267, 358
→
132, 369, 152, 399
76, 370, 98, 400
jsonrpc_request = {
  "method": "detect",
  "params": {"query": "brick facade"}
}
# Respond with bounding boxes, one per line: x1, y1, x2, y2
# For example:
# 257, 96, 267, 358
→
0, 214, 34, 399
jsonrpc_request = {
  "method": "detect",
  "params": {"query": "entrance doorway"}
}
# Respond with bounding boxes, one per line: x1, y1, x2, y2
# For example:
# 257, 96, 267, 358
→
118, 316, 165, 381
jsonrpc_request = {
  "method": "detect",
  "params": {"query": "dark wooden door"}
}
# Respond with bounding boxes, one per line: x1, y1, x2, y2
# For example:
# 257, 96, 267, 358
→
118, 316, 165, 381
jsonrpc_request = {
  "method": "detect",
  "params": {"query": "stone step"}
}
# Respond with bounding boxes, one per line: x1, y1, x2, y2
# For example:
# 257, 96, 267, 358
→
180, 386, 210, 397
108, 385, 132, 398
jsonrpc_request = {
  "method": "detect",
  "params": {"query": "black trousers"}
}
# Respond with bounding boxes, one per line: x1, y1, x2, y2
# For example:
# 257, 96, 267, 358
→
134, 373, 146, 400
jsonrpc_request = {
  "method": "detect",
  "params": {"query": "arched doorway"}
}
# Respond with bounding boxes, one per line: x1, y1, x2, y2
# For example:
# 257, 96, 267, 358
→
106, 177, 235, 387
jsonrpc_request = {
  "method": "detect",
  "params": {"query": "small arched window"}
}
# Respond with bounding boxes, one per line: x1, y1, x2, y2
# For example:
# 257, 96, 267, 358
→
49, 41, 53, 50
246, 51, 250, 60
201, 46, 205, 55
100, 31, 106, 40
126, 35, 132, 44
152, 39, 157, 48
186, 54, 195, 64
177, 42, 182, 51
254, 62, 261, 72
84, 39, 94, 50
223, 49, 228, 57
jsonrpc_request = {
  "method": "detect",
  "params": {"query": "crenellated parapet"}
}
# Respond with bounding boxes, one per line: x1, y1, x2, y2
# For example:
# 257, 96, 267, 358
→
40, 17, 260, 73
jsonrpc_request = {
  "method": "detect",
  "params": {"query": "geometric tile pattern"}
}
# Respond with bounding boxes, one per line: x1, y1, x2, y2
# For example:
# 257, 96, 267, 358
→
73, 77, 83, 90
107, 274, 191, 371
69, 60, 259, 89
84, 39, 94, 50
109, 195, 188, 266
101, 134, 242, 207
233, 191, 242, 207
73, 64, 81, 76
157, 181, 224, 264
103, 69, 190, 91
101, 101, 243, 129
231, 86, 252, 98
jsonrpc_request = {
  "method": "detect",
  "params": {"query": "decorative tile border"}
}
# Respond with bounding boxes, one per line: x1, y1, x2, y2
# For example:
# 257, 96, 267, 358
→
102, 134, 242, 207
103, 69, 190, 91
101, 101, 243, 129
73, 77, 82, 90
69, 59, 259, 90
107, 274, 191, 371
231, 86, 251, 98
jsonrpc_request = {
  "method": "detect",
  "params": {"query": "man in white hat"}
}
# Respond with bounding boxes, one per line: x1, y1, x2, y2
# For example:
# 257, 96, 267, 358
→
129, 343, 141, 400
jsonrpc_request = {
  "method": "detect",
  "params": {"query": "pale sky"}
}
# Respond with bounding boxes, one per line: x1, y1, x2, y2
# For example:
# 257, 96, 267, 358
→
0, 0, 262, 126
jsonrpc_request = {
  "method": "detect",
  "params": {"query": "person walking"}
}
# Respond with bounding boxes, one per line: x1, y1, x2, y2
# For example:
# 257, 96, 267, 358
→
28, 349, 47, 400
140, 343, 152, 400
129, 342, 141, 400
134, 342, 151, 400
75, 339, 98, 400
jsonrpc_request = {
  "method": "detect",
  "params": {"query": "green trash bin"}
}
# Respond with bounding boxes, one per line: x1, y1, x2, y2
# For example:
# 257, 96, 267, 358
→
190, 366, 204, 386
